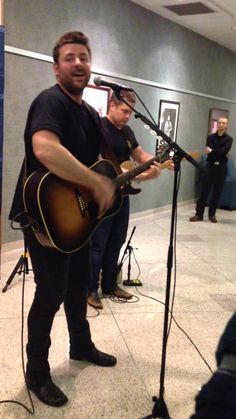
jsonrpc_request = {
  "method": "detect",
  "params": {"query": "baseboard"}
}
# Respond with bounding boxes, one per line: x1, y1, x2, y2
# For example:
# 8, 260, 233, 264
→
130, 199, 195, 221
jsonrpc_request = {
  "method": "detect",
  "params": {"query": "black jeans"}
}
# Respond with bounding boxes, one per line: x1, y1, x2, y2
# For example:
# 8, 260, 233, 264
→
24, 227, 93, 380
89, 196, 130, 293
196, 163, 228, 217
216, 312, 236, 366
191, 313, 236, 418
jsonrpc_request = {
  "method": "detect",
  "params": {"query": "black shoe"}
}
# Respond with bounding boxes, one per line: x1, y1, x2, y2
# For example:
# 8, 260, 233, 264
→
70, 346, 117, 367
209, 216, 217, 223
26, 375, 68, 407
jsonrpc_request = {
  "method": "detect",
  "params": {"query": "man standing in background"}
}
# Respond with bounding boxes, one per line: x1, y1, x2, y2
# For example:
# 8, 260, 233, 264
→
189, 117, 233, 223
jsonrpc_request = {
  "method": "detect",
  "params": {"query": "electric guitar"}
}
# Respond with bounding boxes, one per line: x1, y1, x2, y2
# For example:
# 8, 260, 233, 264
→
121, 158, 173, 194
121, 150, 199, 194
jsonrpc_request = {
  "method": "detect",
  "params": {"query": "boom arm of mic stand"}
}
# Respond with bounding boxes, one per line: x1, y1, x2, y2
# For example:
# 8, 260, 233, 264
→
134, 112, 203, 172
115, 93, 202, 171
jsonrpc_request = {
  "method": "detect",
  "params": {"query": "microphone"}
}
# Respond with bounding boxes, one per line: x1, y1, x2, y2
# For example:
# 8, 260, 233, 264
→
93, 76, 133, 92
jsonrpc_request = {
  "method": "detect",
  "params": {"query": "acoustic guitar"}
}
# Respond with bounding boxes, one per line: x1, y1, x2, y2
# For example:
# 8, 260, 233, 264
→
23, 151, 199, 253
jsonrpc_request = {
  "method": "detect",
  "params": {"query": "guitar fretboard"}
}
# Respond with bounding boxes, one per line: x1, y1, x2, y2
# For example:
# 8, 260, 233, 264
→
113, 153, 165, 189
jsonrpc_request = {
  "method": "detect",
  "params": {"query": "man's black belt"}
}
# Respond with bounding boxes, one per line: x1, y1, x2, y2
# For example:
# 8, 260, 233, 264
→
207, 161, 226, 166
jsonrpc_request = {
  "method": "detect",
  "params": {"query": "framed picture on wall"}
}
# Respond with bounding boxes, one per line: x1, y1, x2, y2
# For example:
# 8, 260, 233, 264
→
158, 100, 180, 142
82, 84, 110, 117
208, 108, 229, 134
156, 100, 180, 155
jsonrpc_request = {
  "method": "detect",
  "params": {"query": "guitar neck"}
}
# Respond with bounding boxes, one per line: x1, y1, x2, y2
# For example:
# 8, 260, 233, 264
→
113, 154, 163, 189
116, 150, 200, 189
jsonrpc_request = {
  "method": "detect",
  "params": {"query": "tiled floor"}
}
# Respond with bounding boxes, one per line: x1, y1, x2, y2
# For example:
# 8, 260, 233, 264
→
1, 202, 236, 419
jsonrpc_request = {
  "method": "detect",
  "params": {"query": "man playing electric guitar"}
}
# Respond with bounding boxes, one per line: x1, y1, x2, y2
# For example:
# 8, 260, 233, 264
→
88, 91, 168, 309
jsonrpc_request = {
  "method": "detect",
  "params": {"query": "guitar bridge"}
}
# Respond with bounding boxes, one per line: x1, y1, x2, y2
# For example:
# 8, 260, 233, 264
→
76, 193, 87, 216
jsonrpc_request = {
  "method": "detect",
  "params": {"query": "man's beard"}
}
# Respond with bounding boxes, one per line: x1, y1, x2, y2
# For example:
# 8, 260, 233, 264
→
62, 76, 90, 96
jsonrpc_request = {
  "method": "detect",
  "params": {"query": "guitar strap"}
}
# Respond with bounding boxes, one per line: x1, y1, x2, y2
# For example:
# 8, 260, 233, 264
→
8, 157, 28, 224
83, 101, 122, 175
100, 129, 123, 175
9, 104, 123, 224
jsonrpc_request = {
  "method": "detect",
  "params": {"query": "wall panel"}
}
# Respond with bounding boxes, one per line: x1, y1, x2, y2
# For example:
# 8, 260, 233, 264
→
3, 0, 236, 243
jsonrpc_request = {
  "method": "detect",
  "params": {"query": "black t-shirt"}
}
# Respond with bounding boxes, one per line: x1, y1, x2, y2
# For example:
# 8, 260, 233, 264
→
206, 131, 233, 165
101, 117, 139, 164
9, 84, 102, 220
24, 84, 101, 175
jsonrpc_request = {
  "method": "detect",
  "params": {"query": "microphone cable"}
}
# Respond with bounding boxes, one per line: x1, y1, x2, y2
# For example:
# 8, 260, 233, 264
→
0, 255, 35, 415
133, 166, 214, 375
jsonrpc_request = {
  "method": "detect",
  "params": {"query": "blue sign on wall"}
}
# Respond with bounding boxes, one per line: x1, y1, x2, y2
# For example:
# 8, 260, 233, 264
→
0, 25, 4, 210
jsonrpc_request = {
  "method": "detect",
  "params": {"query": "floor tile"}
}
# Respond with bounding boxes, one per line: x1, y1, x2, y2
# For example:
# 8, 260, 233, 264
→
1, 203, 235, 418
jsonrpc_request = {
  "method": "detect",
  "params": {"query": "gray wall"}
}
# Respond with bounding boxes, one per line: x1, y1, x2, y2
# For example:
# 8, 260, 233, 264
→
2, 0, 236, 243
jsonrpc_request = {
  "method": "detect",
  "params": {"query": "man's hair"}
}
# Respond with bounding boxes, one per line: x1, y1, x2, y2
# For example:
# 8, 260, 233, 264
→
109, 90, 136, 107
53, 31, 91, 63
218, 117, 228, 122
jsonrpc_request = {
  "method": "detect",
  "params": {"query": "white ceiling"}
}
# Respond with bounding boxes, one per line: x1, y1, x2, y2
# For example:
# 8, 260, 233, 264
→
130, 0, 236, 54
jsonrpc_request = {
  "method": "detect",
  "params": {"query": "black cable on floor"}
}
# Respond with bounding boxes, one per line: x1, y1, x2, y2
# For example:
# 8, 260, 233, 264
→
0, 261, 35, 414
127, 176, 214, 376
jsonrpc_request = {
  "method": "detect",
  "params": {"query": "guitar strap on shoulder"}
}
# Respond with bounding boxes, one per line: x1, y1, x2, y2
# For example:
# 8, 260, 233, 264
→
83, 101, 122, 175
100, 130, 122, 175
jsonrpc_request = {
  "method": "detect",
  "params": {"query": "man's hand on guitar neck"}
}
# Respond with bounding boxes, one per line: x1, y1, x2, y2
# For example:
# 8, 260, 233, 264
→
134, 161, 161, 182
125, 158, 173, 184
162, 158, 175, 171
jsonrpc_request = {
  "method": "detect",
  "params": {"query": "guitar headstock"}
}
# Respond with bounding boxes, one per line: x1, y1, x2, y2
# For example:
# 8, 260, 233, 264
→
160, 150, 200, 171
187, 151, 200, 160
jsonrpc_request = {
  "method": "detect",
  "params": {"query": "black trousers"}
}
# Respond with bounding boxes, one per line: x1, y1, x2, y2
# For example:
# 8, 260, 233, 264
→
191, 313, 236, 418
196, 163, 228, 217
23, 227, 94, 380
90, 196, 130, 293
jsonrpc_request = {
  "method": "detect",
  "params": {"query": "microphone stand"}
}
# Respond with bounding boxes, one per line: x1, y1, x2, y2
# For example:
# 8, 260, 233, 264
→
115, 90, 202, 172
115, 90, 202, 418
118, 226, 142, 286
141, 155, 180, 419
2, 237, 29, 293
